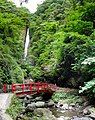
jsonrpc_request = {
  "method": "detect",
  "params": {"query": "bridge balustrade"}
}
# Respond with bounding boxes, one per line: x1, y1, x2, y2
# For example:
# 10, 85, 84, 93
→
2, 82, 53, 95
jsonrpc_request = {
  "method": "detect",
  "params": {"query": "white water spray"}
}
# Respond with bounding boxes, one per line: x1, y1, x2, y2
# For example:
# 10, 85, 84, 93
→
24, 28, 30, 59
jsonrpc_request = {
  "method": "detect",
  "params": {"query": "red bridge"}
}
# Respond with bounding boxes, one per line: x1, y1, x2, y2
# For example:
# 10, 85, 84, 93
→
3, 82, 58, 96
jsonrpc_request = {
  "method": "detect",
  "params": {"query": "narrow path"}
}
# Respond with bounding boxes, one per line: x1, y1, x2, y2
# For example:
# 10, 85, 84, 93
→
0, 93, 13, 120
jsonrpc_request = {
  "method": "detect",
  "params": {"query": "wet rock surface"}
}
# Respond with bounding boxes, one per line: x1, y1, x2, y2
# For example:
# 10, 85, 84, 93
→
33, 108, 56, 120
16, 94, 56, 119
50, 95, 94, 120
16, 90, 95, 120
71, 117, 93, 120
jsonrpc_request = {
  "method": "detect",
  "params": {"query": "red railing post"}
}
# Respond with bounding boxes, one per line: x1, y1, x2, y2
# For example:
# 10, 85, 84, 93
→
43, 83, 46, 92
41, 83, 43, 92
22, 84, 24, 94
29, 83, 32, 93
12, 84, 16, 93
37, 82, 40, 93
45, 83, 48, 92
3, 84, 7, 93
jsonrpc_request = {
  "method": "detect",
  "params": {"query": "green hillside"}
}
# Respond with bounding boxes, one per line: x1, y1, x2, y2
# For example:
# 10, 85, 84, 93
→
0, 0, 30, 84
28, 0, 95, 97
0, 0, 95, 98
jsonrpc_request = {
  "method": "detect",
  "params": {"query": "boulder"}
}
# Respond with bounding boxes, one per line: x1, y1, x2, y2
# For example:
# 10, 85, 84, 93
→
83, 101, 89, 107
26, 95, 32, 99
70, 103, 76, 107
72, 117, 93, 120
33, 108, 56, 120
69, 106, 74, 110
87, 107, 95, 119
35, 96, 43, 101
61, 104, 69, 110
89, 114, 95, 119
46, 100, 54, 107
83, 108, 91, 115
26, 102, 36, 111
35, 101, 45, 107
57, 116, 70, 120
26, 101, 46, 110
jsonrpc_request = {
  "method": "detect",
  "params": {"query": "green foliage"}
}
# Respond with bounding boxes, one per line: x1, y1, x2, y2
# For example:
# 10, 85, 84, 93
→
0, 54, 24, 83
64, 20, 93, 36
29, 66, 43, 80
35, 0, 65, 21
81, 3, 95, 28
52, 92, 83, 104
79, 57, 95, 97
0, 0, 30, 84
28, 0, 95, 94
1, 0, 95, 100
6, 95, 23, 119
79, 78, 95, 94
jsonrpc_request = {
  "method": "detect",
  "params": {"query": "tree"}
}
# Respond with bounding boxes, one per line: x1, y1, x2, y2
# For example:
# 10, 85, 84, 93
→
0, 0, 30, 84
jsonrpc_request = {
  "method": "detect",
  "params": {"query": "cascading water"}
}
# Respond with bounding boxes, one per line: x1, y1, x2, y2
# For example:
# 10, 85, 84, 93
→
24, 28, 30, 59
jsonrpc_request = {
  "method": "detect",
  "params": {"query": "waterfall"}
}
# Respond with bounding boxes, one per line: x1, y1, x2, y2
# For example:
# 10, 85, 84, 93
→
24, 28, 30, 59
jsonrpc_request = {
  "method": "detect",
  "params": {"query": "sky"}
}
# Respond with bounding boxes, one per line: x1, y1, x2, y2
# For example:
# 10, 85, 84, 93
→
10, 0, 45, 13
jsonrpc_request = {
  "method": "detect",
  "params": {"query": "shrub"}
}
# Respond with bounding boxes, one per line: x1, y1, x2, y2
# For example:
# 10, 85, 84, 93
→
6, 95, 23, 119
64, 20, 93, 36
81, 3, 95, 28
79, 57, 95, 96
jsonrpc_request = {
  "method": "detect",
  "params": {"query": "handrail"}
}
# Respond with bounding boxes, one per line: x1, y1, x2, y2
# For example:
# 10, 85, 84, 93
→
2, 82, 57, 96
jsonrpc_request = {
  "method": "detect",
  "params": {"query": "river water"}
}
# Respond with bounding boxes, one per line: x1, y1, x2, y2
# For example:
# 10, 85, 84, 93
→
51, 108, 82, 117
49, 104, 93, 120
50, 107, 83, 120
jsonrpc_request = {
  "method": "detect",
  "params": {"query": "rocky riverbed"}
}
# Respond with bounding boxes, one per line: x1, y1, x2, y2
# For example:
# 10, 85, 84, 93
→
7, 88, 95, 120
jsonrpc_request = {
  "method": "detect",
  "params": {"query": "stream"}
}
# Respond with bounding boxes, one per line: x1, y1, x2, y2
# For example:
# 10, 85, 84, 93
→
50, 107, 83, 119
50, 106, 90, 120
17, 92, 94, 120
49, 99, 93, 120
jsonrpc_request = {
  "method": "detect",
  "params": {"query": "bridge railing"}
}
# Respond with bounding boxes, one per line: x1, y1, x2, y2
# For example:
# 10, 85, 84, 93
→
2, 82, 56, 95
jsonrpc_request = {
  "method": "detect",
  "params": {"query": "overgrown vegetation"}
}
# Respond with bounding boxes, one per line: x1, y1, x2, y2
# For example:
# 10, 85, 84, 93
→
29, 0, 95, 87
0, 0, 30, 85
28, 0, 95, 98
79, 57, 95, 99
6, 95, 23, 119
52, 91, 83, 104
0, 0, 95, 99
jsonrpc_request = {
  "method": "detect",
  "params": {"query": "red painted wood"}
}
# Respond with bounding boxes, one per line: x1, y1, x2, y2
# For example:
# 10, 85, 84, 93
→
22, 84, 24, 93
29, 84, 32, 93
2, 82, 57, 96
3, 84, 7, 93
12, 84, 16, 93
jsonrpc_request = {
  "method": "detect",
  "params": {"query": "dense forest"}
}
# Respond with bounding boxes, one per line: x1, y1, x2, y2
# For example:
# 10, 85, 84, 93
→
0, 0, 30, 84
0, 0, 95, 98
